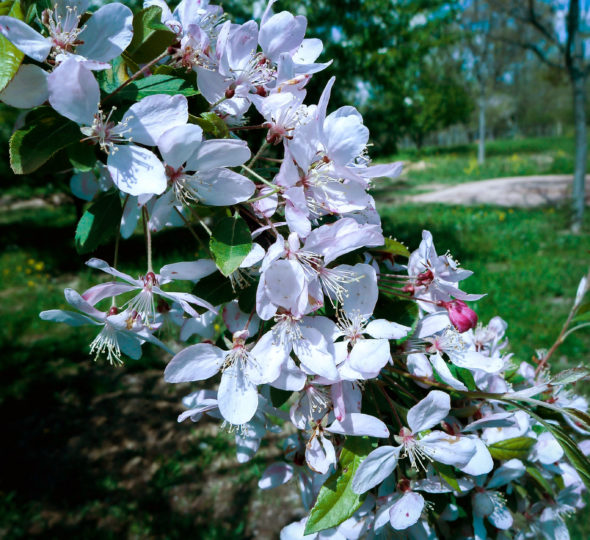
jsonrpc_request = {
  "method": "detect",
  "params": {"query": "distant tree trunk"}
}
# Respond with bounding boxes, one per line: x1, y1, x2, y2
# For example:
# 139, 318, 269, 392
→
569, 0, 586, 232
477, 93, 486, 164
571, 72, 586, 232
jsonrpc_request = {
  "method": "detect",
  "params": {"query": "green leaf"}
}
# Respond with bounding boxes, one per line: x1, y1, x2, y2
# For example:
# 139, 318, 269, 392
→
9, 107, 82, 174
550, 367, 590, 386
447, 364, 477, 391
96, 56, 129, 95
67, 143, 97, 172
270, 387, 292, 408
525, 466, 554, 496
431, 462, 461, 492
511, 402, 590, 491
209, 214, 252, 277
112, 74, 199, 100
563, 407, 590, 431
488, 437, 536, 460
0, 0, 25, 92
75, 190, 122, 254
190, 112, 229, 138
572, 310, 590, 324
305, 437, 372, 535
375, 237, 411, 258
192, 272, 236, 306
125, 6, 176, 64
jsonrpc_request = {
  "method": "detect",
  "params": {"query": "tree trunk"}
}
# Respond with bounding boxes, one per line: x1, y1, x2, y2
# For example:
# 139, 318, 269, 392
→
571, 73, 587, 232
477, 96, 486, 165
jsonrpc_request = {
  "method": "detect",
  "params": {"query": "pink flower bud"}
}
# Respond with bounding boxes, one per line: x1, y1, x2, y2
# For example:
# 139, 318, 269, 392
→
440, 299, 478, 333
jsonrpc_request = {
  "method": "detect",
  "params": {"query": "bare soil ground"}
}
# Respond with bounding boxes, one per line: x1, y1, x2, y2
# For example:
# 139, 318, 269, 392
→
407, 174, 590, 207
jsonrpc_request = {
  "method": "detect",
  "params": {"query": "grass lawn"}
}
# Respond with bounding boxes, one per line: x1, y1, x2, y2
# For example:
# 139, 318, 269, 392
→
374, 135, 590, 197
0, 134, 588, 538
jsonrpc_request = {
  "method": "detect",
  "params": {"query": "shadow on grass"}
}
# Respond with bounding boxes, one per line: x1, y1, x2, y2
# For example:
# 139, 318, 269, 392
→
0, 340, 296, 538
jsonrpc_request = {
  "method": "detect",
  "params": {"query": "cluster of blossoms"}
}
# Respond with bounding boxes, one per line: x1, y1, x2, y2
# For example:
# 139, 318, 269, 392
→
2, 1, 589, 538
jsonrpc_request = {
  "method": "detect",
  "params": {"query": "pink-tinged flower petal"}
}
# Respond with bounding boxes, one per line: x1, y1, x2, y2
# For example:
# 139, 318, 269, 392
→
340, 263, 377, 317
360, 161, 404, 179
160, 259, 217, 282
462, 412, 517, 432
449, 349, 503, 374
419, 431, 477, 468
70, 172, 98, 202
259, 12, 307, 62
489, 502, 513, 530
107, 145, 167, 196
460, 437, 493, 476
326, 413, 389, 438
270, 357, 306, 391
222, 300, 260, 335
429, 353, 467, 391
123, 94, 188, 146
407, 390, 451, 433
249, 331, 289, 384
365, 319, 411, 340
156, 289, 215, 315
76, 3, 133, 62
164, 343, 225, 382
85, 258, 139, 285
190, 169, 255, 206
258, 462, 294, 490
196, 66, 226, 104
48, 58, 99, 125
40, 309, 98, 326
324, 110, 369, 165
158, 124, 203, 169
415, 311, 451, 338
0, 64, 48, 108
306, 433, 336, 474
218, 364, 259, 425
304, 218, 384, 264
82, 282, 136, 305
0, 16, 51, 62
186, 139, 251, 172
389, 492, 424, 530
264, 259, 306, 310
348, 339, 390, 379
487, 459, 526, 491
64, 287, 105, 319
352, 446, 401, 494
295, 325, 339, 380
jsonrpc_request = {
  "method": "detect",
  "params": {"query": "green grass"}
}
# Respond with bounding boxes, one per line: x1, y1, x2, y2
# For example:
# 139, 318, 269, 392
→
374, 135, 589, 197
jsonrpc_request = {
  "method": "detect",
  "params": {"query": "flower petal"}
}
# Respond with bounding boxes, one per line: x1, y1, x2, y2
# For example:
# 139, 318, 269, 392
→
389, 492, 424, 530
164, 343, 225, 382
326, 413, 389, 438
190, 169, 255, 206
407, 390, 451, 433
107, 145, 167, 196
186, 139, 251, 171
48, 57, 98, 124
123, 94, 188, 146
0, 63, 48, 108
351, 446, 401, 494
218, 364, 259, 425
365, 319, 410, 340
157, 123, 203, 169
0, 16, 51, 61
76, 3, 133, 62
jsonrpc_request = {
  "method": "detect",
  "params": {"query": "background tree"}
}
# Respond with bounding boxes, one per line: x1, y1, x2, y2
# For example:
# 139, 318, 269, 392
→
490, 0, 589, 231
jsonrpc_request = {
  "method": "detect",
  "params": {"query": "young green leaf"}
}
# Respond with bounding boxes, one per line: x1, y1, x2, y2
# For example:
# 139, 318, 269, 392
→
75, 190, 122, 254
110, 74, 199, 100
488, 436, 536, 460
209, 215, 252, 277
190, 112, 230, 139
125, 6, 176, 64
304, 437, 372, 535
0, 0, 24, 93
9, 107, 82, 174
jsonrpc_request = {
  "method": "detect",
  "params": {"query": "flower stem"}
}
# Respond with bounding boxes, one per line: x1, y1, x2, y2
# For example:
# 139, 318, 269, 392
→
142, 206, 153, 273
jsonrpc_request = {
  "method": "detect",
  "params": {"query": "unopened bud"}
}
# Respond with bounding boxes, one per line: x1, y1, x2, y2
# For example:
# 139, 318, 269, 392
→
225, 87, 235, 99
440, 299, 478, 333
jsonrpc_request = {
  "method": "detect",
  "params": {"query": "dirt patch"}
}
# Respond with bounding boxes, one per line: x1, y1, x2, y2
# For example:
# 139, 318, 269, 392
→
406, 174, 590, 207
